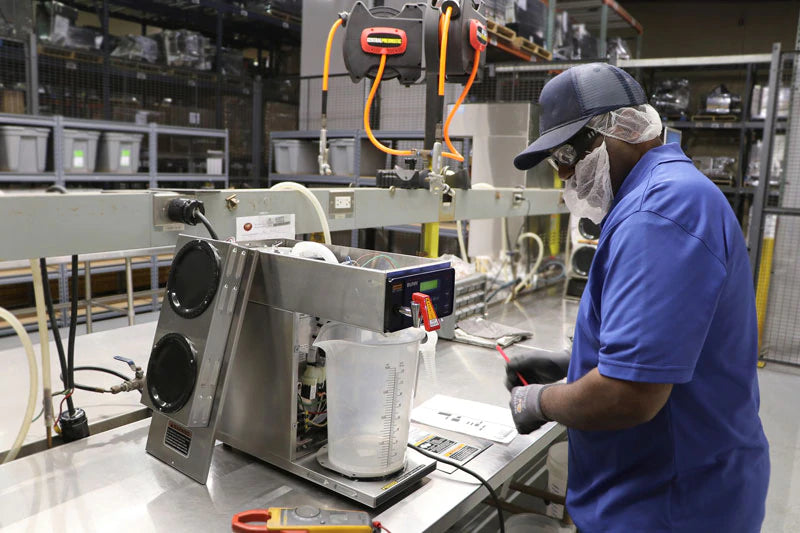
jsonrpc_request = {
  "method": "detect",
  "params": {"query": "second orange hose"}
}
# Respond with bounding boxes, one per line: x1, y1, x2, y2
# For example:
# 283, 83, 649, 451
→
442, 48, 481, 162
364, 54, 415, 157
438, 7, 452, 96
323, 18, 343, 92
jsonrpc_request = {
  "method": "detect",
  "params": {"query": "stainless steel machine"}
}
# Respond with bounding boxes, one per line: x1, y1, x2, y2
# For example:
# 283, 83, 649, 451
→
141, 236, 455, 506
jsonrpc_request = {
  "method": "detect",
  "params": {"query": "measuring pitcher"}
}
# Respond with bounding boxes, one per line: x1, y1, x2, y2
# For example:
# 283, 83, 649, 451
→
313, 322, 424, 478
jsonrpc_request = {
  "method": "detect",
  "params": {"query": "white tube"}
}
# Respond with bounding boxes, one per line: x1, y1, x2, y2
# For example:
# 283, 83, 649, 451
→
29, 259, 54, 438
270, 182, 332, 244
508, 232, 545, 302
0, 306, 38, 463
455, 220, 468, 262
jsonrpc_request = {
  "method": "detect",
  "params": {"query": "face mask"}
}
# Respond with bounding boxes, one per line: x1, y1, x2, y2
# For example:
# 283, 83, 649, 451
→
562, 140, 613, 225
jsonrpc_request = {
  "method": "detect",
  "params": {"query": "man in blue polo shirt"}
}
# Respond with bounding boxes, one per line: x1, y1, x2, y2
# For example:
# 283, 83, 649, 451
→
505, 63, 770, 532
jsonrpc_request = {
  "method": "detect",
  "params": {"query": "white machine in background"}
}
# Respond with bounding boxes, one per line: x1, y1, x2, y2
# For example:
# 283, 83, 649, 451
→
564, 215, 600, 299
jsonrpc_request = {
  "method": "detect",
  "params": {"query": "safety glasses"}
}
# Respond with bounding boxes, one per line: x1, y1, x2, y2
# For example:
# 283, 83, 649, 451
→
547, 128, 602, 170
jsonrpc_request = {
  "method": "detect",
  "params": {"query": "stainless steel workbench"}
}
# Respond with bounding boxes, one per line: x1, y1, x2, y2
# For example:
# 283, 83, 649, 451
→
0, 290, 577, 533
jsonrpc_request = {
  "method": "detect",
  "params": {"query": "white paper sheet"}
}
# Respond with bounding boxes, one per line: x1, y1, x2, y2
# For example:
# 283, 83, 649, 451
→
411, 395, 517, 444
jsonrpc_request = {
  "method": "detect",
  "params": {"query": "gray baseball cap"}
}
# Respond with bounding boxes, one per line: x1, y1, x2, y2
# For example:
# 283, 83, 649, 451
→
513, 63, 647, 170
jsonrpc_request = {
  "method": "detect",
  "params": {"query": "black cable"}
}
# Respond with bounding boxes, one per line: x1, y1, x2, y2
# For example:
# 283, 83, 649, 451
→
195, 211, 219, 240
67, 254, 79, 415
39, 258, 75, 414
59, 367, 132, 394
408, 443, 505, 533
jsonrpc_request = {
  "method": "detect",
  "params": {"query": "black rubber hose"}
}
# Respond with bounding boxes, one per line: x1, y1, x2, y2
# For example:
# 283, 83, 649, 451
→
408, 443, 505, 533
67, 254, 79, 414
195, 211, 219, 240
39, 258, 75, 414
61, 366, 133, 394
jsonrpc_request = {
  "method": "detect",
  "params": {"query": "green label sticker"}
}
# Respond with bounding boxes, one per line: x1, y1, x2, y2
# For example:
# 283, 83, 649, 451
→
121, 149, 131, 157
74, 150, 84, 157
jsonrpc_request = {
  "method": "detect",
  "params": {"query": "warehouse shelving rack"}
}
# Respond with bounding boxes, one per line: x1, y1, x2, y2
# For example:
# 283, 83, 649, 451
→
0, 113, 228, 187
267, 130, 470, 189
491, 50, 784, 227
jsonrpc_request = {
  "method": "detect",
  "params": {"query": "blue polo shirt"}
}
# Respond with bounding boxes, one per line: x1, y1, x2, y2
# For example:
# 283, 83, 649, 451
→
566, 143, 769, 532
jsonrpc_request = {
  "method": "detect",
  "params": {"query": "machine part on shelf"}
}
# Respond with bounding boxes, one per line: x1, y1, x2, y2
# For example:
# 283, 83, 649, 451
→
29, 258, 55, 447
701, 84, 742, 116
0, 306, 38, 463
269, 182, 332, 244
231, 507, 375, 533
651, 78, 690, 119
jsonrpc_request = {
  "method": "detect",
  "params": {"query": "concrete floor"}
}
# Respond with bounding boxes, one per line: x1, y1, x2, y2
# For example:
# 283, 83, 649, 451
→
1, 312, 799, 531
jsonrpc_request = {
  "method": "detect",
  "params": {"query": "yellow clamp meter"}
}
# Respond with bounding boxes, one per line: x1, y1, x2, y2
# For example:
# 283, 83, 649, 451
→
232, 506, 376, 533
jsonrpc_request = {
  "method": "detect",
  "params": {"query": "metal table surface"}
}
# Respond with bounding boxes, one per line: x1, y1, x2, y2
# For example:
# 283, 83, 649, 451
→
0, 290, 578, 533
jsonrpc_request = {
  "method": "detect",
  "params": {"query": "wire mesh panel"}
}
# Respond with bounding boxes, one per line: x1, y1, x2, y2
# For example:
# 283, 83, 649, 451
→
38, 46, 104, 119
0, 40, 27, 114
759, 52, 800, 365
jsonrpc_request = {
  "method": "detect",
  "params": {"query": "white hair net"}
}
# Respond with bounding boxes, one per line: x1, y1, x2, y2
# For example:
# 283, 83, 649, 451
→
586, 103, 663, 144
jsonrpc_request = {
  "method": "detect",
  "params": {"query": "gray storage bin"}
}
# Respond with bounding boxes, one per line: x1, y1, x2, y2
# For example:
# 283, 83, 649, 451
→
329, 138, 387, 176
63, 129, 100, 173
273, 139, 317, 174
97, 132, 143, 173
0, 126, 50, 172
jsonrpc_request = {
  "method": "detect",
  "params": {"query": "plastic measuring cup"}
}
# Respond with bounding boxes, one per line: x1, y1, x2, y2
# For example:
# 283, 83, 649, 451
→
313, 322, 424, 478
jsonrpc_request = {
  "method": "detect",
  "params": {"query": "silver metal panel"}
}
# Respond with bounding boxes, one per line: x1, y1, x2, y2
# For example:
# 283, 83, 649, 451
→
217, 304, 299, 463
144, 239, 258, 483
0, 188, 564, 261
618, 54, 772, 68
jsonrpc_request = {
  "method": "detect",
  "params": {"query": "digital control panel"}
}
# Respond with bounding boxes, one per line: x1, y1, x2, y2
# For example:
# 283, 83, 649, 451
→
384, 267, 455, 332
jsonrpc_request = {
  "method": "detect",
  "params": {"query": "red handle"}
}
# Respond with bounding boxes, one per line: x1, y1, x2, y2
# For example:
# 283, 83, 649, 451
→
496, 345, 529, 386
412, 292, 441, 332
232, 509, 272, 533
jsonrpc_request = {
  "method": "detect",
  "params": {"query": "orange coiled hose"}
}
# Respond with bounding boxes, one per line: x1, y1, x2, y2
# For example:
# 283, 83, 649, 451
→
364, 54, 415, 157
438, 7, 453, 96
442, 48, 481, 162
323, 18, 343, 93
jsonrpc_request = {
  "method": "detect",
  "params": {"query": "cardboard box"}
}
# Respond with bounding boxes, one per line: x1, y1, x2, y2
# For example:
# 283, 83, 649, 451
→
0, 89, 25, 114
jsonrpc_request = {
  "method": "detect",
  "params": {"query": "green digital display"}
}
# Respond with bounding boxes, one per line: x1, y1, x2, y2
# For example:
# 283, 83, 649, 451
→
419, 279, 439, 292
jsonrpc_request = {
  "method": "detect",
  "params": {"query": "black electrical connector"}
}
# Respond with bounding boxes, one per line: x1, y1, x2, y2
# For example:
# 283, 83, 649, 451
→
166, 198, 219, 240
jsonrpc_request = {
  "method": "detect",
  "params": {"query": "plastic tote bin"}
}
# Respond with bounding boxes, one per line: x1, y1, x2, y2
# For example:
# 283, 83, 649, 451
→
97, 132, 143, 173
0, 126, 50, 172
63, 129, 100, 173
313, 323, 424, 478
328, 138, 387, 176
273, 139, 317, 174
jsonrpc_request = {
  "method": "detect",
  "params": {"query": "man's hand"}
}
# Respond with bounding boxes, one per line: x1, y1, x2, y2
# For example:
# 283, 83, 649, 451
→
509, 384, 554, 434
506, 348, 571, 389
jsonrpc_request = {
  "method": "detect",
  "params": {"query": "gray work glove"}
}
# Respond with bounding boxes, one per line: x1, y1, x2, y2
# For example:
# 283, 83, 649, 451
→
505, 348, 571, 390
509, 384, 554, 434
